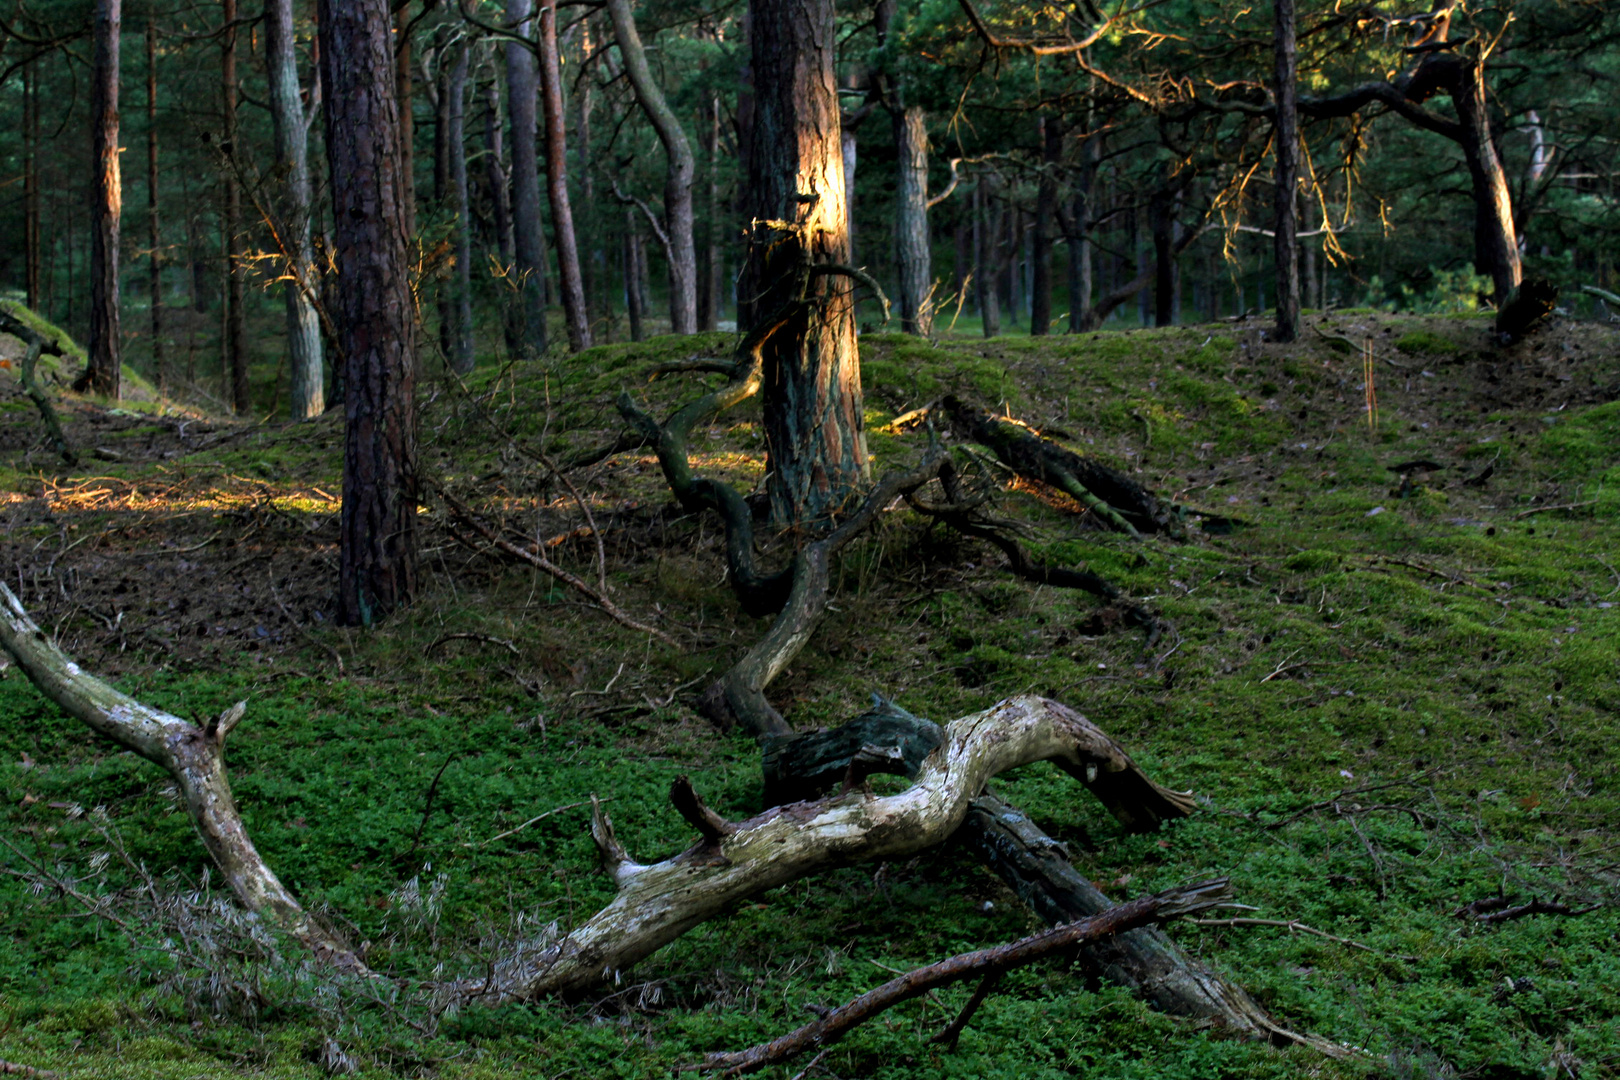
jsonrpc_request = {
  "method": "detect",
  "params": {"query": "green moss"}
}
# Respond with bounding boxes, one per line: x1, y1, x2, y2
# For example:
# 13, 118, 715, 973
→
1393, 329, 1456, 355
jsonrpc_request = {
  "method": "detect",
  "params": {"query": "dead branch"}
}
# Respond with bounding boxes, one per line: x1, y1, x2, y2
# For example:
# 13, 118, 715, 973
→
1454, 898, 1599, 924
941, 397, 1176, 536
703, 878, 1234, 1075
0, 1060, 57, 1079
437, 486, 679, 648
452, 695, 1193, 1002
0, 583, 367, 973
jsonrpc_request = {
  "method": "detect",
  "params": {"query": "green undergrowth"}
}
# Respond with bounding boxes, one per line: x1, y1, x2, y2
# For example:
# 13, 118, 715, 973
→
2, 312, 1619, 1078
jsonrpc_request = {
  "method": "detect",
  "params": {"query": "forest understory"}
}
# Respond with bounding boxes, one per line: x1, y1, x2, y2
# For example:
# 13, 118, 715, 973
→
0, 308, 1618, 1080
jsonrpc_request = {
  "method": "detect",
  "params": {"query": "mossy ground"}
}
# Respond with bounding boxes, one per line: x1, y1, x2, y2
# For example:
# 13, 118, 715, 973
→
0, 310, 1617, 1079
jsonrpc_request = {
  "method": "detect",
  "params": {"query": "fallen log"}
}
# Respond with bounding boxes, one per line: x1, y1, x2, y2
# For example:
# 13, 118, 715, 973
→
0, 583, 365, 972
457, 695, 1193, 1001
702, 878, 1236, 1075
962, 792, 1335, 1049
0, 308, 78, 466
942, 396, 1176, 536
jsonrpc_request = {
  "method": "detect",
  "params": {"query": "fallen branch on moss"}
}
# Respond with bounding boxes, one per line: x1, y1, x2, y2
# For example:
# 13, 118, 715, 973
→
0, 308, 78, 466
701, 879, 1235, 1075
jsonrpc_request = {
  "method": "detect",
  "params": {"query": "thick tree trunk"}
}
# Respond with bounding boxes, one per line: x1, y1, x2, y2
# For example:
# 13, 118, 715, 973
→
25, 64, 41, 312
319, 0, 420, 626
840, 126, 859, 268
1455, 65, 1520, 302
266, 0, 326, 416
222, 0, 249, 414
1031, 115, 1060, 335
445, 42, 476, 373
1272, 0, 1300, 342
893, 106, 932, 335
84, 0, 122, 399
605, 0, 698, 335
506, 0, 550, 358
539, 0, 591, 350
747, 0, 868, 526
146, 18, 164, 387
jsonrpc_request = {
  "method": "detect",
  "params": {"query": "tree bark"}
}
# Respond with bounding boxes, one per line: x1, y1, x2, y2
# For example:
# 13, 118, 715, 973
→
320, 0, 420, 626
25, 62, 41, 312
624, 207, 646, 341
893, 105, 933, 335
1454, 63, 1521, 302
266, 0, 326, 416
539, 0, 591, 350
604, 0, 698, 335
1272, 0, 1300, 343
1031, 114, 1060, 335
1151, 187, 1175, 327
700, 90, 723, 331
145, 17, 164, 388
505, 0, 550, 358
747, 0, 868, 526
83, 0, 122, 399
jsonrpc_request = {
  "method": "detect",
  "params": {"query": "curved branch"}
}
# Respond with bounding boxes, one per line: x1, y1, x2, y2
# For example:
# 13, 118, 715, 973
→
0, 309, 78, 466
926, 157, 962, 209
807, 263, 892, 326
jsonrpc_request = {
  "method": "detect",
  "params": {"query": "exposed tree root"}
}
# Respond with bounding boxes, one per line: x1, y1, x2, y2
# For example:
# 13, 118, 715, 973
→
942, 395, 1176, 535
697, 447, 947, 737
0, 583, 366, 973
0, 308, 78, 466
702, 879, 1236, 1075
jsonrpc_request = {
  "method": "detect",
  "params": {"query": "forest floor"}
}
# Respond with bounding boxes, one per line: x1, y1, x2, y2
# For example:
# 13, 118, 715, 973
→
0, 307, 1617, 1080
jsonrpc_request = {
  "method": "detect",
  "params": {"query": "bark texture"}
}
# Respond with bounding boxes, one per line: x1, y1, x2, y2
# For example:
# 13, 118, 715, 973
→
146, 17, 164, 387
266, 0, 326, 414
84, 0, 122, 399
443, 42, 475, 373
747, 0, 868, 525
222, 0, 249, 414
893, 106, 933, 334
1031, 115, 1060, 335
320, 0, 420, 625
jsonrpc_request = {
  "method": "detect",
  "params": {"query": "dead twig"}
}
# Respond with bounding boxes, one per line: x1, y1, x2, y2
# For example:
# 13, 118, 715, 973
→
424, 632, 521, 658
1512, 501, 1597, 520
1188, 917, 1412, 960
468, 800, 597, 848
1454, 897, 1600, 923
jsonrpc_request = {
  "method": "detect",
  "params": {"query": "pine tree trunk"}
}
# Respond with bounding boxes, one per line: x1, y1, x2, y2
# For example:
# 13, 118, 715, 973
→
538, 0, 591, 351
893, 105, 932, 335
1272, 0, 1301, 343
1030, 115, 1060, 336
624, 208, 646, 342
266, 0, 326, 416
700, 92, 723, 331
395, 5, 417, 247
445, 43, 476, 373
84, 0, 123, 399
222, 0, 249, 413
976, 176, 1000, 337
747, 0, 868, 525
1455, 63, 1521, 302
318, 0, 420, 626
1151, 188, 1174, 327
506, 0, 550, 358
481, 64, 520, 357
146, 18, 164, 387
605, 0, 698, 335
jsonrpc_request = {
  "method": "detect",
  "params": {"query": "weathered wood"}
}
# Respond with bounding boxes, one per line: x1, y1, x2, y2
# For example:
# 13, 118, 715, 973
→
450, 695, 1192, 1000
0, 583, 365, 972
963, 792, 1321, 1046
761, 696, 943, 805
942, 396, 1175, 536
704, 879, 1235, 1075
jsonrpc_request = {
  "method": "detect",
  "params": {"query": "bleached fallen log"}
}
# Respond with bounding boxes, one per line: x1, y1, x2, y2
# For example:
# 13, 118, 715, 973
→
464, 694, 1193, 1000
0, 583, 366, 972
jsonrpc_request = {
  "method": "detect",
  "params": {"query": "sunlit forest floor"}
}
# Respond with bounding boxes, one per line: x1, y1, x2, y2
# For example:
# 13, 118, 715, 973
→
0, 306, 1617, 1079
